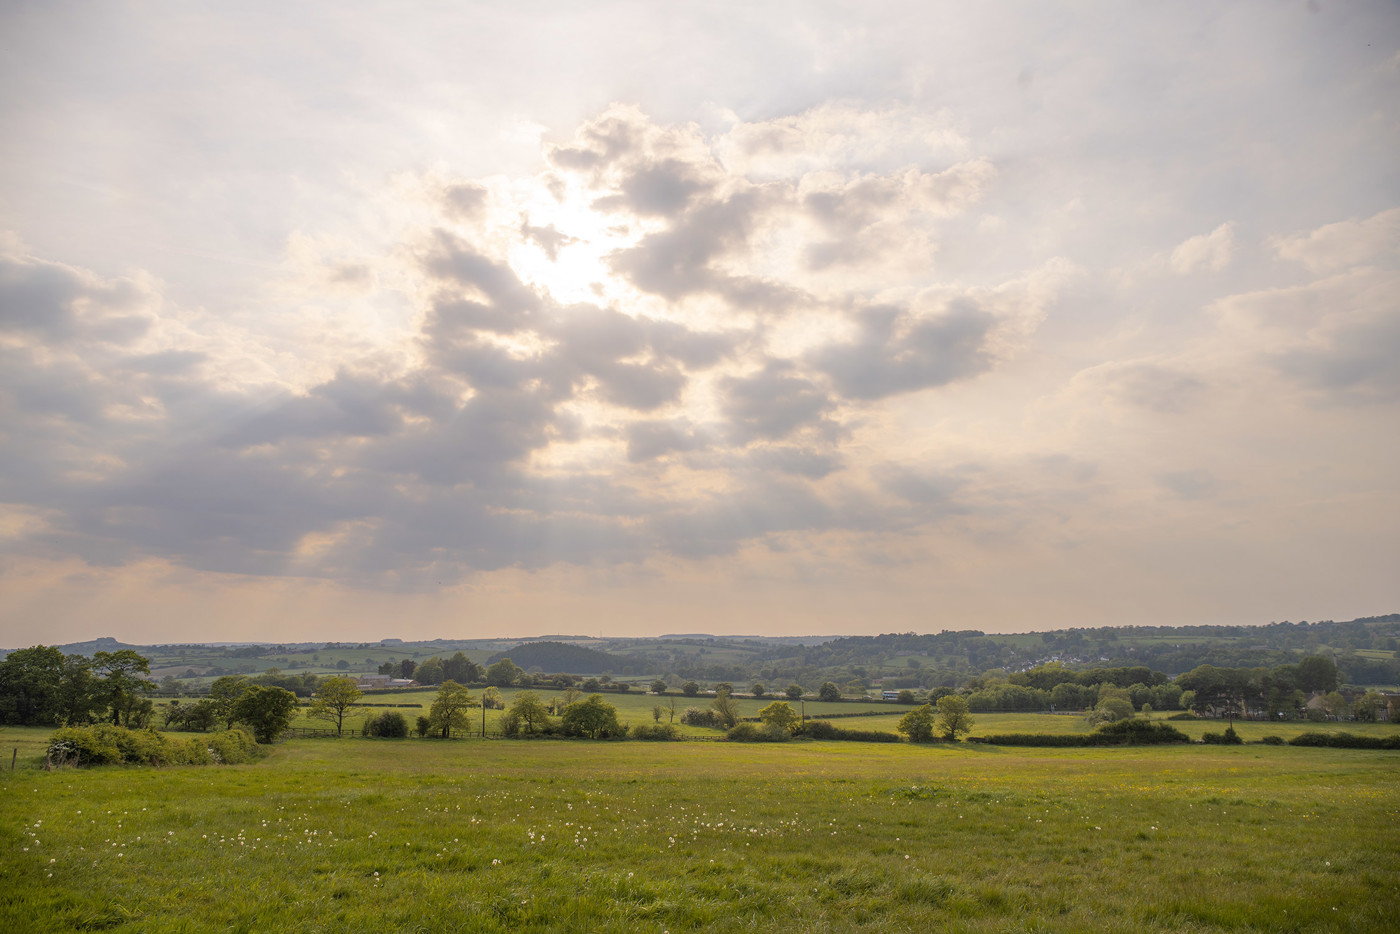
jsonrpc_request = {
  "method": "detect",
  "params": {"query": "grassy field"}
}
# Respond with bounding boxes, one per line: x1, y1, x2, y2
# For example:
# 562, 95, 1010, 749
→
2, 726, 1398, 932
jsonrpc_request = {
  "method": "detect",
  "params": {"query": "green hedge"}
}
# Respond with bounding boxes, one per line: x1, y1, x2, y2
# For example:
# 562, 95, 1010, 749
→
48, 724, 260, 767
1288, 731, 1400, 749
970, 720, 1190, 747
797, 721, 901, 743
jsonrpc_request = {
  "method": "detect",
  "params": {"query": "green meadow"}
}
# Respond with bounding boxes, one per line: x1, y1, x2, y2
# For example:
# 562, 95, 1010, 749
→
3, 726, 1398, 932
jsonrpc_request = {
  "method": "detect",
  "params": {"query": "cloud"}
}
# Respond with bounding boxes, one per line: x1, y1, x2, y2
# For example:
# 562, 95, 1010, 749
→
1170, 223, 1235, 275
1271, 207, 1400, 274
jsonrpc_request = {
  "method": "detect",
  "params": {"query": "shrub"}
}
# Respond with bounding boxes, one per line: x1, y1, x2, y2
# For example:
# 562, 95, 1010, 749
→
1259, 735, 1286, 745
630, 723, 681, 741
1289, 731, 1400, 749
363, 711, 409, 738
1202, 726, 1244, 745
47, 726, 122, 766
1091, 719, 1191, 745
725, 722, 790, 742
207, 728, 258, 764
797, 721, 900, 743
680, 707, 720, 728
1167, 712, 1198, 721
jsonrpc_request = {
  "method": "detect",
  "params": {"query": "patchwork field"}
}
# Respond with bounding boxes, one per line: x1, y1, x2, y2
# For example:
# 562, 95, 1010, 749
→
2, 727, 1398, 932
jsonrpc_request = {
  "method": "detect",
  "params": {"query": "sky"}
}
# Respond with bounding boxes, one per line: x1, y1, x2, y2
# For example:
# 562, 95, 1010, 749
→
1, 2, 1398, 646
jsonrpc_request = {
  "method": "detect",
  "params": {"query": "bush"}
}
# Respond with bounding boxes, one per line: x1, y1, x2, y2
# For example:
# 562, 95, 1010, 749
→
47, 726, 122, 766
207, 729, 258, 764
725, 722, 790, 742
1288, 731, 1400, 749
1092, 719, 1191, 745
46, 725, 258, 767
1167, 712, 1199, 721
680, 707, 720, 728
972, 721, 1190, 747
362, 711, 409, 738
630, 723, 681, 741
1201, 726, 1244, 745
1259, 735, 1286, 745
797, 721, 900, 743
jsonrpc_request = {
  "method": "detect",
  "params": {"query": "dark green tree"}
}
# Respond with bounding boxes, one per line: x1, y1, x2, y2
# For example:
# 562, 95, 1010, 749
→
232, 685, 299, 742
560, 694, 624, 739
818, 682, 841, 702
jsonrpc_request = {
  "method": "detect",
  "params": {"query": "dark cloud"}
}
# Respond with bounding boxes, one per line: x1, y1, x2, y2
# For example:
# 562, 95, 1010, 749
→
813, 300, 996, 400
624, 418, 705, 462
1272, 314, 1400, 404
720, 362, 835, 443
0, 255, 152, 344
595, 158, 712, 217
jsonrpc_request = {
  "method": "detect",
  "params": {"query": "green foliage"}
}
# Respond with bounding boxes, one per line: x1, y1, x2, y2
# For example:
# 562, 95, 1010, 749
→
1202, 725, 1244, 745
818, 682, 842, 702
485, 658, 524, 687
681, 681, 700, 696
560, 694, 626, 739
629, 723, 681, 741
785, 684, 804, 700
361, 711, 409, 738
46, 724, 259, 767
798, 721, 901, 742
1091, 719, 1191, 745
415, 715, 431, 737
896, 704, 935, 742
650, 680, 668, 694
679, 707, 720, 728
501, 691, 553, 737
758, 700, 799, 733
307, 676, 363, 736
1288, 731, 1400, 749
710, 692, 741, 729
231, 685, 299, 743
750, 683, 766, 698
427, 680, 478, 738
1260, 735, 1286, 745
725, 722, 790, 742
934, 695, 974, 741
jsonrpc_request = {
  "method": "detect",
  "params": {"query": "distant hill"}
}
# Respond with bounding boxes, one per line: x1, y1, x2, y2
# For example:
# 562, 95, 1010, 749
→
488, 641, 646, 675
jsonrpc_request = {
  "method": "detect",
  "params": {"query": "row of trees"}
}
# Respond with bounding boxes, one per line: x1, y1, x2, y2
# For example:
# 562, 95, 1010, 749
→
0, 646, 157, 727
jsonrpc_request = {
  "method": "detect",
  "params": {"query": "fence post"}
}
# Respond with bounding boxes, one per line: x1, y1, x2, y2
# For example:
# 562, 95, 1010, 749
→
10, 748, 15, 772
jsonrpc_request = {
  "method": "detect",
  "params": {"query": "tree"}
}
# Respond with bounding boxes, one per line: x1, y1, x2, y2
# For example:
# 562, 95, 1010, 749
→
896, 690, 917, 705
750, 683, 766, 698
208, 675, 251, 729
785, 684, 804, 700
560, 694, 624, 739
682, 681, 700, 697
308, 676, 363, 736
93, 650, 155, 726
897, 704, 935, 742
758, 701, 799, 733
1296, 655, 1339, 693
715, 682, 733, 696
481, 686, 504, 709
443, 651, 483, 684
710, 692, 741, 729
415, 656, 445, 686
934, 695, 974, 741
818, 682, 841, 702
428, 680, 479, 738
1088, 686, 1134, 725
650, 679, 668, 695
0, 645, 67, 725
486, 658, 524, 687
336, 659, 350, 670
501, 691, 552, 736
398, 659, 417, 680
232, 685, 299, 743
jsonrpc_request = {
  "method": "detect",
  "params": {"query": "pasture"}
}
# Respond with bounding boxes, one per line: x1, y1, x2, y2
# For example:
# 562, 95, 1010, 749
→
2, 727, 1398, 932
